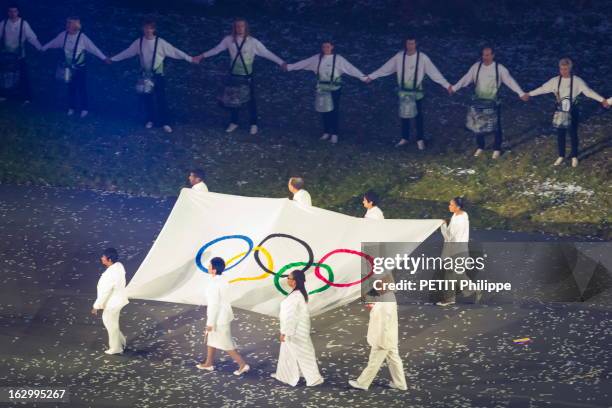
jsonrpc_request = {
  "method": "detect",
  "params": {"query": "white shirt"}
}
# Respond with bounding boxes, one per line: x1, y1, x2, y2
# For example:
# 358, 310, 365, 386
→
206, 275, 234, 327
368, 50, 450, 92
0, 18, 42, 55
93, 262, 129, 310
292, 189, 312, 206
191, 181, 209, 192
440, 212, 470, 243
287, 53, 367, 82
111, 36, 192, 72
364, 206, 384, 220
452, 61, 525, 99
367, 301, 399, 350
42, 31, 107, 63
203, 35, 284, 74
528, 75, 604, 103
279, 291, 310, 337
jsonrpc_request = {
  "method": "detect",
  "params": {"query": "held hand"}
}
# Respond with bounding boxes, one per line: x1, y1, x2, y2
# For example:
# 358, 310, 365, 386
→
447, 85, 455, 96
602, 99, 610, 108
280, 334, 286, 342
365, 303, 374, 311
91, 308, 98, 316
191, 55, 201, 64
281, 62, 288, 72
520, 93, 530, 102
104, 58, 112, 65
364, 76, 372, 84
206, 325, 213, 332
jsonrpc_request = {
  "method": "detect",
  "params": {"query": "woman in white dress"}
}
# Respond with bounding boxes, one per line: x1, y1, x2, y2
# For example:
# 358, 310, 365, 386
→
196, 257, 250, 375
272, 270, 324, 387
437, 197, 479, 306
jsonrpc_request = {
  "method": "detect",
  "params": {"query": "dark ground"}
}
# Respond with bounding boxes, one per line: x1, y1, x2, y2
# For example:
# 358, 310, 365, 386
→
1, 184, 611, 408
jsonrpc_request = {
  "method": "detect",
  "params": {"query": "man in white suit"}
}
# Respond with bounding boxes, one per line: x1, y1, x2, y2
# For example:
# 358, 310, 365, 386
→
349, 284, 407, 391
91, 248, 129, 355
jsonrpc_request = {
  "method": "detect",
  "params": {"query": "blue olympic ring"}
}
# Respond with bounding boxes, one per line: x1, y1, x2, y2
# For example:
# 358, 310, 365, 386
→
195, 235, 254, 273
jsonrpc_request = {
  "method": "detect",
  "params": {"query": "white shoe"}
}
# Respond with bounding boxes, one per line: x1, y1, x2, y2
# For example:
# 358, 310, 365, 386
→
225, 123, 239, 133
389, 382, 408, 391
249, 125, 258, 135
80, 110, 88, 118
307, 377, 324, 387
395, 138, 408, 147
233, 364, 250, 376
416, 140, 425, 150
348, 380, 368, 390
474, 148, 483, 157
492, 150, 501, 159
196, 363, 214, 371
145, 121, 153, 129
104, 349, 123, 355
162, 125, 173, 134
553, 157, 564, 166
320, 133, 330, 140
571, 157, 578, 167
330, 134, 338, 144
67, 109, 75, 116
436, 300, 456, 307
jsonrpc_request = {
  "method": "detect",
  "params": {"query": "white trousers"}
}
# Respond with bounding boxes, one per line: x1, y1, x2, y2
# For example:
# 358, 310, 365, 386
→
356, 346, 407, 389
102, 306, 126, 352
275, 338, 323, 386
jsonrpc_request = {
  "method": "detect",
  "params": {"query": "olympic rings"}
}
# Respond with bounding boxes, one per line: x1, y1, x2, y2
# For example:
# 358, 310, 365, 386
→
314, 249, 374, 287
228, 246, 274, 283
254, 233, 314, 278
195, 235, 253, 273
273, 262, 335, 295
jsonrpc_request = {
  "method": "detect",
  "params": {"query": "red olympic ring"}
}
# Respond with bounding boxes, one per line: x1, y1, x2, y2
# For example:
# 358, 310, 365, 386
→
314, 249, 374, 288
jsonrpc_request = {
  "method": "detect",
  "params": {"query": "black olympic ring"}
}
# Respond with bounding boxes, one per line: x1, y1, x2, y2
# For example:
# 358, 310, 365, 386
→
253, 233, 314, 278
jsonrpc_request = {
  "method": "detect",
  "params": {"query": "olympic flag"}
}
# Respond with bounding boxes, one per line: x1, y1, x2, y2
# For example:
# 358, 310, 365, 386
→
127, 189, 443, 317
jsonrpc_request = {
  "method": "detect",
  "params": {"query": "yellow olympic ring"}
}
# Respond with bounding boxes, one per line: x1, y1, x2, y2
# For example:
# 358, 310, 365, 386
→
227, 246, 274, 283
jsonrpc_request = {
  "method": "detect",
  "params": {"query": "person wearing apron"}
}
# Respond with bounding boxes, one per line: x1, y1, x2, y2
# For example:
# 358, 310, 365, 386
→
42, 16, 110, 118
197, 18, 286, 136
523, 58, 607, 167
452, 46, 527, 159
286, 40, 367, 144
367, 35, 452, 150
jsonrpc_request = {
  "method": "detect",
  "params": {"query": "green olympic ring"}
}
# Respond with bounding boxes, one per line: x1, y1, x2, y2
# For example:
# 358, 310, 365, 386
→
274, 261, 335, 296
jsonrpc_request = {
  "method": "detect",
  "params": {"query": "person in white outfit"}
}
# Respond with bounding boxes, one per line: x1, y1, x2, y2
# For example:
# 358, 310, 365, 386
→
197, 18, 286, 135
452, 46, 527, 159
272, 270, 324, 387
188, 168, 208, 192
288, 177, 312, 207
286, 40, 368, 144
42, 16, 111, 118
0, 3, 43, 103
349, 290, 407, 391
91, 248, 129, 355
522, 58, 608, 167
437, 197, 478, 306
111, 18, 199, 133
363, 190, 384, 220
196, 257, 250, 375
367, 34, 452, 150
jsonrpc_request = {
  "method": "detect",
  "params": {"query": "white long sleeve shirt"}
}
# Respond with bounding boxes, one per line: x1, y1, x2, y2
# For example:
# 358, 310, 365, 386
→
191, 181, 209, 192
0, 18, 42, 56
452, 61, 525, 99
279, 291, 310, 338
368, 50, 450, 98
367, 301, 399, 350
528, 75, 604, 103
93, 262, 129, 310
287, 53, 367, 85
203, 35, 284, 75
440, 212, 470, 243
206, 275, 235, 327
292, 189, 312, 207
364, 206, 384, 220
111, 36, 192, 74
42, 31, 106, 65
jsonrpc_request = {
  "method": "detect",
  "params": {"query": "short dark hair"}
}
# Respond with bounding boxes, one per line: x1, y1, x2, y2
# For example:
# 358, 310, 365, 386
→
190, 168, 206, 181
363, 190, 379, 206
7, 3, 20, 10
482, 45, 495, 54
289, 177, 304, 190
452, 196, 465, 209
210, 257, 226, 275
142, 16, 157, 28
405, 34, 417, 42
103, 248, 119, 263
